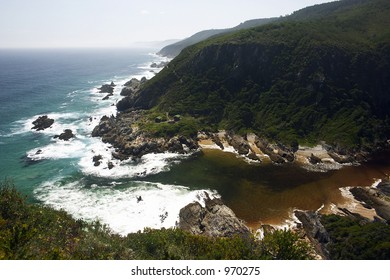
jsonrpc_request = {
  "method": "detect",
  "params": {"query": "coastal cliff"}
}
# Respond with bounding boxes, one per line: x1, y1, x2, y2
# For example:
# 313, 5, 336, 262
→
91, 1, 390, 167
113, 0, 390, 161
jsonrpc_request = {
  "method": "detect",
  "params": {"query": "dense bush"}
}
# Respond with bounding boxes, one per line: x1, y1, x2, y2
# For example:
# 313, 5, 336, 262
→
119, 0, 390, 151
322, 215, 390, 259
0, 181, 312, 260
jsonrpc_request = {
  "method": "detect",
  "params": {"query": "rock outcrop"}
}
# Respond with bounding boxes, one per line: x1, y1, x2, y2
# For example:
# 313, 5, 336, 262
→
350, 186, 390, 222
120, 78, 146, 96
254, 137, 294, 164
294, 210, 330, 259
32, 115, 54, 131
150, 61, 169, 68
98, 82, 115, 94
54, 129, 75, 141
178, 193, 251, 238
226, 133, 250, 155
91, 111, 198, 160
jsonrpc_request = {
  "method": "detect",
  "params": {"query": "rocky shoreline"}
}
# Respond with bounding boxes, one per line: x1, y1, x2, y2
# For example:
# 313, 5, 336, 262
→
91, 108, 374, 168
88, 77, 390, 259
91, 111, 198, 161
89, 74, 390, 168
174, 176, 390, 259
178, 192, 251, 238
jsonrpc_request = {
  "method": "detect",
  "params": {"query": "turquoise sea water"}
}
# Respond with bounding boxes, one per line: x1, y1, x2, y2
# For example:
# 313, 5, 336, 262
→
0, 48, 216, 234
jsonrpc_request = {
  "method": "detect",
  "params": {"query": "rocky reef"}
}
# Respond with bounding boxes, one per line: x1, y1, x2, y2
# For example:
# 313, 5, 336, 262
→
54, 129, 75, 141
32, 115, 54, 131
99, 82, 116, 100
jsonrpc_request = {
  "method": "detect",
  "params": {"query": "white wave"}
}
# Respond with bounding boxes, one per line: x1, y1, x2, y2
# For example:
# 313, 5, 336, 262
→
8, 111, 87, 137
27, 139, 87, 160
371, 179, 382, 188
78, 139, 189, 179
254, 208, 301, 240
34, 179, 218, 235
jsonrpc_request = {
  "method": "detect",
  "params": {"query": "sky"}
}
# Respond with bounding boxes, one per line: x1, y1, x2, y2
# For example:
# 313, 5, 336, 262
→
0, 0, 335, 48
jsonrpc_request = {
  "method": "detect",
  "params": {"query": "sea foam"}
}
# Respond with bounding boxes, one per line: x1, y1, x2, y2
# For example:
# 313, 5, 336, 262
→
35, 179, 218, 235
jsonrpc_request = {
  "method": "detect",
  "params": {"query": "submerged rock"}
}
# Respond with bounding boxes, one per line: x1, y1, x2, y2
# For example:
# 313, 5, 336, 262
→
178, 192, 251, 238
32, 115, 54, 131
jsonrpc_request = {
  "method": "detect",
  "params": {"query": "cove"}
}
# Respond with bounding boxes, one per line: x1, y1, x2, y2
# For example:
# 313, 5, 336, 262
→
142, 148, 390, 228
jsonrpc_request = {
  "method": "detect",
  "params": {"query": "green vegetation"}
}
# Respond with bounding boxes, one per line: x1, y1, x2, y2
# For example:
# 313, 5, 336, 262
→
322, 215, 390, 259
137, 112, 203, 138
118, 0, 390, 151
0, 181, 312, 260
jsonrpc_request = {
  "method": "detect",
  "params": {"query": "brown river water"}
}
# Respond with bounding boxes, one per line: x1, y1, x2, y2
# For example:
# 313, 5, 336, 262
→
144, 149, 390, 229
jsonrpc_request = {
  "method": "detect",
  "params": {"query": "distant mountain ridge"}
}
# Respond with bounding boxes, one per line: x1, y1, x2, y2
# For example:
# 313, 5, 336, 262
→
157, 18, 277, 58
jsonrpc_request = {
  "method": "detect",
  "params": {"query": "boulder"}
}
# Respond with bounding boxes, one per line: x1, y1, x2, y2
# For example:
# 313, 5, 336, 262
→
167, 137, 184, 153
211, 134, 224, 150
54, 129, 75, 141
328, 152, 352, 164
227, 134, 250, 155
92, 155, 103, 166
178, 192, 251, 238
248, 152, 261, 161
91, 115, 115, 137
277, 149, 295, 162
254, 138, 286, 164
32, 115, 54, 131
102, 93, 113, 100
107, 161, 114, 170
98, 82, 115, 94
309, 153, 322, 164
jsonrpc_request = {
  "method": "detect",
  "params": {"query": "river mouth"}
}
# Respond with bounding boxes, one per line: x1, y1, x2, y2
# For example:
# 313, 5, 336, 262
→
142, 148, 390, 229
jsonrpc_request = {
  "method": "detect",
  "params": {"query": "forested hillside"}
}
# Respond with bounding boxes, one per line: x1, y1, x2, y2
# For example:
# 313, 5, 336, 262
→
118, 0, 390, 152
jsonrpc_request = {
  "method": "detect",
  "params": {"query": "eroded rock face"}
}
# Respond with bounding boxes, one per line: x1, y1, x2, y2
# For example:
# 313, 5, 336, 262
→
32, 115, 54, 131
294, 210, 330, 259
178, 193, 251, 238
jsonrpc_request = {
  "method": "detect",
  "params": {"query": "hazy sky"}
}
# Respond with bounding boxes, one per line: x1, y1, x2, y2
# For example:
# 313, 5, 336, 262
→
0, 0, 334, 48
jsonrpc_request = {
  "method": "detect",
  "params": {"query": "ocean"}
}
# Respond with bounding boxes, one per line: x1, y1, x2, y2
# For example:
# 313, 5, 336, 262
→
1, 48, 389, 235
0, 48, 215, 234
